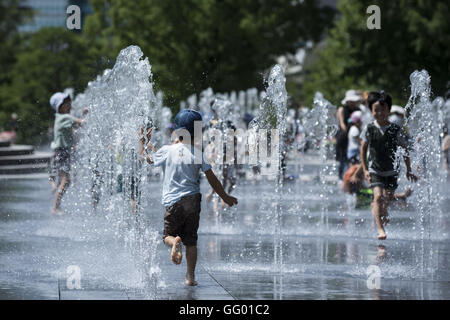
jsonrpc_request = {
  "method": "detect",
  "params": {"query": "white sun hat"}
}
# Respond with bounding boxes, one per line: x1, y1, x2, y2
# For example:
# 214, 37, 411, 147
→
390, 105, 405, 115
49, 92, 71, 113
341, 89, 361, 105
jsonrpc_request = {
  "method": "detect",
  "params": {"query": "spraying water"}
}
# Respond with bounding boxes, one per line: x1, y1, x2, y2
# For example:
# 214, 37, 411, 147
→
302, 93, 339, 229
68, 45, 163, 297
249, 64, 287, 297
401, 70, 446, 278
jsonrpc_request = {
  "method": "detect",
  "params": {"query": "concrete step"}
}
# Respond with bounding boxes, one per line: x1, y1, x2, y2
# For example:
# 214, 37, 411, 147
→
0, 145, 34, 156
0, 141, 11, 147
0, 163, 48, 175
0, 151, 52, 165
0, 173, 49, 180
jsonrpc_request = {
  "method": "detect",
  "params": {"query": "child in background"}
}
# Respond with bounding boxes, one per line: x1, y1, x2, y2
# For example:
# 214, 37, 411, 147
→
360, 91, 417, 240
347, 110, 363, 164
336, 90, 361, 179
49, 92, 85, 215
139, 109, 237, 286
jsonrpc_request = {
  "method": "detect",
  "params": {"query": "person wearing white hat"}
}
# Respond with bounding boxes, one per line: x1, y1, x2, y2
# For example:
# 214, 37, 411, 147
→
336, 90, 361, 179
50, 92, 71, 113
388, 105, 405, 127
49, 92, 85, 215
347, 110, 363, 163
341, 89, 361, 106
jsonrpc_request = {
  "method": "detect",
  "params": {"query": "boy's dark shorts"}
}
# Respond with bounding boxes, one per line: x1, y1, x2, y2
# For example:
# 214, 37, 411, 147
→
163, 193, 202, 246
53, 148, 72, 174
370, 173, 398, 190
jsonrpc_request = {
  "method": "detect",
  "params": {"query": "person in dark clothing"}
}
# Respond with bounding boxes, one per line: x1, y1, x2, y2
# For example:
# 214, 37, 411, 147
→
336, 90, 361, 179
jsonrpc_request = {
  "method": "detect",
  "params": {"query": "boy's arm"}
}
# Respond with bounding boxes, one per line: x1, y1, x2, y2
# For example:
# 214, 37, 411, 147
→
205, 169, 238, 207
74, 109, 88, 126
74, 118, 84, 126
138, 127, 158, 164
400, 143, 418, 182
337, 107, 347, 131
138, 143, 154, 164
354, 163, 364, 177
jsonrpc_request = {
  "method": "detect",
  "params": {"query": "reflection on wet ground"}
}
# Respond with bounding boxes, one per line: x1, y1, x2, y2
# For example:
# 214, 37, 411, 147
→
0, 177, 449, 299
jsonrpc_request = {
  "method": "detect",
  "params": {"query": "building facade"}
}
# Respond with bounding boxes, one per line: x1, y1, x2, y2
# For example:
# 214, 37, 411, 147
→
19, 0, 92, 33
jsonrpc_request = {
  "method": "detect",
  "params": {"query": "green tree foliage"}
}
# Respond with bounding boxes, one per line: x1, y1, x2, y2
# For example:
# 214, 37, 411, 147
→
0, 0, 32, 136
0, 0, 33, 84
302, 0, 450, 106
84, 0, 334, 108
0, 27, 94, 144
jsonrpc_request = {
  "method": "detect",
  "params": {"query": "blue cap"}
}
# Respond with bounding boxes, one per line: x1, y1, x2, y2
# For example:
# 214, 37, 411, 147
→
174, 109, 202, 136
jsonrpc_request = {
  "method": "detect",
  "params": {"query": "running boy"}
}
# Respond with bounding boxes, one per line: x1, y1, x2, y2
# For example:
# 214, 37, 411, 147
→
360, 91, 417, 240
139, 109, 238, 286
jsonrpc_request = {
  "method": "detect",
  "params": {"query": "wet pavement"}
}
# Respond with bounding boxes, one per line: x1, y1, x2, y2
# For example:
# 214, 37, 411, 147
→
0, 175, 449, 300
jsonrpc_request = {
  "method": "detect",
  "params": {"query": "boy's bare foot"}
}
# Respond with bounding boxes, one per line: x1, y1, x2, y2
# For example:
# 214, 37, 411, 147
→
51, 208, 64, 216
171, 236, 182, 265
185, 279, 197, 286
377, 231, 387, 240
404, 188, 413, 197
185, 274, 197, 286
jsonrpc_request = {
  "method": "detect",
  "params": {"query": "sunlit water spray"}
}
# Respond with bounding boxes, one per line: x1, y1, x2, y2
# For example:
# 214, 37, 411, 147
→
249, 64, 287, 297
67, 45, 163, 297
301, 92, 339, 229
52, 51, 448, 297
400, 70, 447, 278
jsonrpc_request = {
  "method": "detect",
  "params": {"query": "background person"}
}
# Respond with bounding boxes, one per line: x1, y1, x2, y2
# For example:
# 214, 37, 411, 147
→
49, 92, 85, 215
347, 110, 363, 164
388, 105, 406, 127
336, 90, 361, 179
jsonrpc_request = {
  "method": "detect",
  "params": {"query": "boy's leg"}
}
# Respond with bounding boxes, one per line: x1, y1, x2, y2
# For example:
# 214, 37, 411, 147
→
180, 193, 201, 285
185, 245, 197, 286
49, 177, 57, 194
164, 235, 182, 265
381, 189, 395, 225
52, 171, 70, 214
372, 186, 387, 239
380, 175, 398, 225
394, 188, 413, 200
205, 188, 215, 202
163, 201, 184, 264
49, 154, 58, 193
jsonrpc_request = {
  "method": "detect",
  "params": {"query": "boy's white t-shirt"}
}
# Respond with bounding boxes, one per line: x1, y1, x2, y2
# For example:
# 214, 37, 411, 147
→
51, 113, 77, 150
347, 125, 361, 152
152, 143, 212, 207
